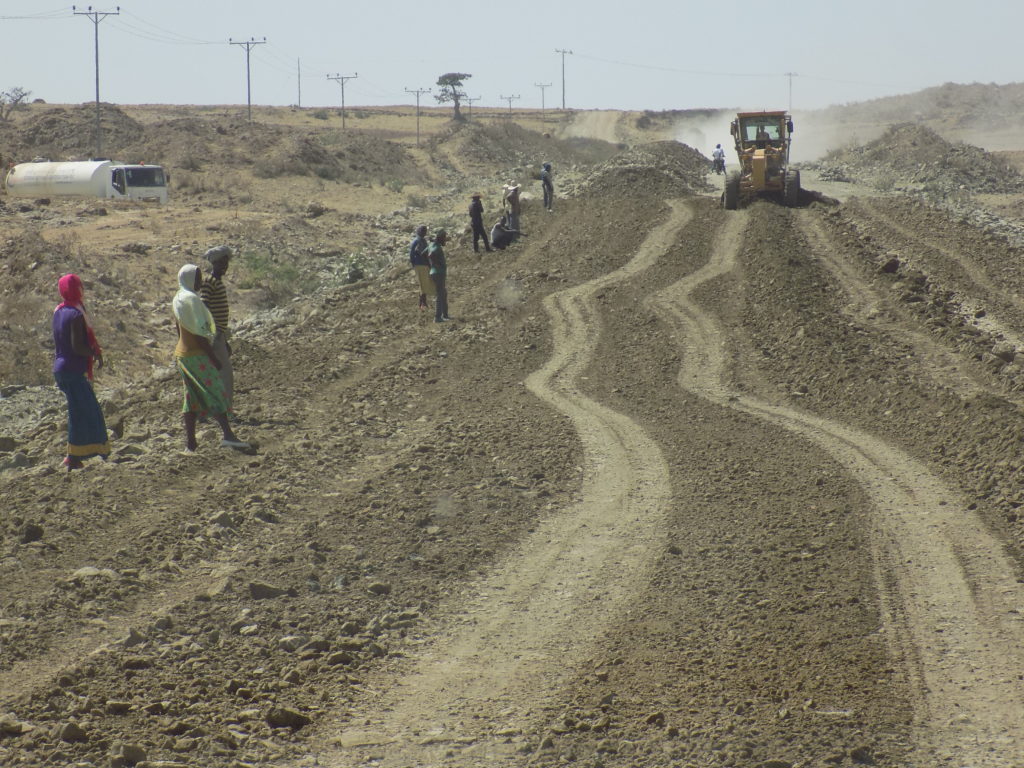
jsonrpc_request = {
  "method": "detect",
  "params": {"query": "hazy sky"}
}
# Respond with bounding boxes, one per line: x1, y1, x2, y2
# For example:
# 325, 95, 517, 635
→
1, 1, 1021, 113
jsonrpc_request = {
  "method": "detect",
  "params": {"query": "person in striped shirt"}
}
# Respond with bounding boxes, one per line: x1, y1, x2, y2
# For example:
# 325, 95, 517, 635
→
200, 245, 235, 411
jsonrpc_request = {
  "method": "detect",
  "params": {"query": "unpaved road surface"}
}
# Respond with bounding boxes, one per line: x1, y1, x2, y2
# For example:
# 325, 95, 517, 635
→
3, 109, 1024, 768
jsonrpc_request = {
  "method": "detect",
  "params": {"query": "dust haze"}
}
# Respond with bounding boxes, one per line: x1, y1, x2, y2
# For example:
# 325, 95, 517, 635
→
671, 109, 889, 163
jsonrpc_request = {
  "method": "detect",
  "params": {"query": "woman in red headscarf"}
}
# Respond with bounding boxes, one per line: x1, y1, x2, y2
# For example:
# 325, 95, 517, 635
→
52, 273, 110, 469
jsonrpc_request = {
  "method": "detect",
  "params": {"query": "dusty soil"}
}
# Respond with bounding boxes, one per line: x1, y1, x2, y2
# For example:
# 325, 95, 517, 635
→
2, 95, 1024, 768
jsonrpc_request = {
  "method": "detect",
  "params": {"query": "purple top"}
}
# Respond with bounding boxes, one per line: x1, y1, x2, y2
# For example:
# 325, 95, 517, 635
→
53, 305, 88, 375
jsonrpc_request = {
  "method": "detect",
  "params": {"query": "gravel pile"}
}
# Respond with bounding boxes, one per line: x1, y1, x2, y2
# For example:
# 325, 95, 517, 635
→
805, 123, 1024, 195
575, 140, 713, 199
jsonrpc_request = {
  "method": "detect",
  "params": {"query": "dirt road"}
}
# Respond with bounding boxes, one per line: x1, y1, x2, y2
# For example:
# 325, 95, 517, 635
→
3, 127, 1024, 768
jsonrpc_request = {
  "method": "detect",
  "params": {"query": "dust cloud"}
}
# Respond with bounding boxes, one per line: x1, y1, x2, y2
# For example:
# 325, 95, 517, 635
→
671, 109, 884, 163
494, 278, 524, 310
672, 113, 734, 159
791, 111, 887, 162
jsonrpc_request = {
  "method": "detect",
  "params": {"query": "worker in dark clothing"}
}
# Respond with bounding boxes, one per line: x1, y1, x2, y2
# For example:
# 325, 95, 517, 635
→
540, 162, 554, 211
468, 193, 492, 253
490, 214, 520, 250
426, 229, 450, 323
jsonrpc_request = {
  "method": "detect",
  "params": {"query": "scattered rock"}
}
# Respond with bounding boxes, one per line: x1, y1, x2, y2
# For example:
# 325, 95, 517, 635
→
18, 522, 43, 544
265, 706, 311, 729
249, 581, 287, 599
0, 713, 32, 735
59, 720, 88, 743
851, 745, 874, 764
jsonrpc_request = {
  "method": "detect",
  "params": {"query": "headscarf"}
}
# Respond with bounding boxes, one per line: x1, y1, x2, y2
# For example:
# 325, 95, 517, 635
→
172, 264, 216, 340
55, 273, 101, 380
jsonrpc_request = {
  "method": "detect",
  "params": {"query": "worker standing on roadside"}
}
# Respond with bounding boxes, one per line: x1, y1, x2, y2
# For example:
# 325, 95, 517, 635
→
426, 229, 450, 324
200, 245, 235, 411
173, 264, 250, 453
52, 273, 110, 470
409, 225, 433, 310
468, 193, 492, 253
540, 162, 554, 211
503, 181, 522, 232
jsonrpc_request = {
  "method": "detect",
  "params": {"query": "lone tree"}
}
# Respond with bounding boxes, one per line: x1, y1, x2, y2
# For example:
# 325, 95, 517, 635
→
0, 87, 31, 122
435, 73, 471, 121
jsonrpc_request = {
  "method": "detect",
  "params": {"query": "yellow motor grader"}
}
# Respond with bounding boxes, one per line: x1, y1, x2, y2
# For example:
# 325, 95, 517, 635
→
723, 110, 799, 209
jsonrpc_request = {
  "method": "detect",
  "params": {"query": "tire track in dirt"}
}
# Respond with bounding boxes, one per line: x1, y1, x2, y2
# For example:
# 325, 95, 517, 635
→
848, 199, 1024, 349
0, 558, 238, 709
649, 207, 1024, 765
296, 202, 690, 768
796, 210, 998, 403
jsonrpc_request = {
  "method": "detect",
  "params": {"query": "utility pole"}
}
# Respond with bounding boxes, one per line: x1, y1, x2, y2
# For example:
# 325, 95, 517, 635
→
499, 94, 520, 117
555, 48, 573, 110
229, 37, 266, 122
784, 72, 797, 113
465, 95, 481, 119
327, 73, 358, 129
535, 82, 552, 120
73, 5, 120, 159
405, 87, 430, 145
297, 59, 301, 108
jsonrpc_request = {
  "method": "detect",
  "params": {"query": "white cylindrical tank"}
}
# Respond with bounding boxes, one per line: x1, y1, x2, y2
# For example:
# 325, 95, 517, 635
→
4, 160, 114, 199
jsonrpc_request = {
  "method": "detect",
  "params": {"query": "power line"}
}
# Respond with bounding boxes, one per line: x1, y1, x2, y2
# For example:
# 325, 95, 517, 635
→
113, 10, 219, 45
73, 5, 120, 159
327, 73, 358, 129
229, 37, 267, 122
0, 8, 68, 20
405, 87, 430, 145
464, 95, 481, 119
555, 49, 573, 110
572, 51, 911, 90
499, 94, 520, 116
535, 82, 552, 119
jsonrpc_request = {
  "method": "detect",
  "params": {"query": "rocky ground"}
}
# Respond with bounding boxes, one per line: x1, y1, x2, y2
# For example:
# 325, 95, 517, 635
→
2, 96, 1024, 768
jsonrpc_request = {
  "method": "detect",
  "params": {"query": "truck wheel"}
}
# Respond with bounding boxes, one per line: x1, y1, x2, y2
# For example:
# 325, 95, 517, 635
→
784, 169, 801, 207
724, 172, 740, 210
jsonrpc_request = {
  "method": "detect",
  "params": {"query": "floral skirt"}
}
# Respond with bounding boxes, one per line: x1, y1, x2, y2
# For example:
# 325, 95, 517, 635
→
176, 354, 229, 416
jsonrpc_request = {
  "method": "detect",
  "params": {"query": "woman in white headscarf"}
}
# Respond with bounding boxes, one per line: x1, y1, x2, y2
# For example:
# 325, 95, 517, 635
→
173, 264, 249, 452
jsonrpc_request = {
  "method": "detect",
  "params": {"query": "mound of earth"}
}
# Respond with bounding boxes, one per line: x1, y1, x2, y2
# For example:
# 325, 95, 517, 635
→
1, 104, 144, 161
2, 108, 427, 196
807, 123, 1024, 195
431, 120, 621, 179
575, 140, 712, 199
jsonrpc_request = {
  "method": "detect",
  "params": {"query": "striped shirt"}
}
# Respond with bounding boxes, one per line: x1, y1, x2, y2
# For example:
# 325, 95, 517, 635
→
200, 276, 230, 333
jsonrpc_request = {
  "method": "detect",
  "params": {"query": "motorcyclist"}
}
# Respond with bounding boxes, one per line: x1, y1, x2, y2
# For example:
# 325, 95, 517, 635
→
712, 143, 726, 174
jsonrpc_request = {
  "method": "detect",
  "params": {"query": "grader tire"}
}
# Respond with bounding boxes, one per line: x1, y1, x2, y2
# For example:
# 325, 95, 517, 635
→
784, 169, 801, 207
724, 172, 741, 210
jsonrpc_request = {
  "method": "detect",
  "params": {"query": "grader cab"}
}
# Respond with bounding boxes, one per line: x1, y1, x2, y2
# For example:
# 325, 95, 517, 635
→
723, 110, 800, 209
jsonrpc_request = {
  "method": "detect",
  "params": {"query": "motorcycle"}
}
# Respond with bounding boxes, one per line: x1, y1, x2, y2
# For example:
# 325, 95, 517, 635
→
712, 155, 726, 175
